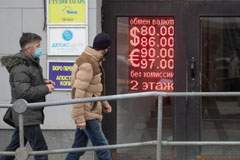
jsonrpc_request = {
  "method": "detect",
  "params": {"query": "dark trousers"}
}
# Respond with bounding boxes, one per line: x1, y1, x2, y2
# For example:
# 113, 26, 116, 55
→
0, 125, 48, 160
65, 119, 112, 160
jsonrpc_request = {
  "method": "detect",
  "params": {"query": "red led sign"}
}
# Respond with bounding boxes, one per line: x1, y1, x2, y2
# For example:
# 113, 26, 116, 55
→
128, 17, 175, 91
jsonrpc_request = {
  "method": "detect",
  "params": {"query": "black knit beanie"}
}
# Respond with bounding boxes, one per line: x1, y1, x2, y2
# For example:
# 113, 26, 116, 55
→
93, 33, 111, 50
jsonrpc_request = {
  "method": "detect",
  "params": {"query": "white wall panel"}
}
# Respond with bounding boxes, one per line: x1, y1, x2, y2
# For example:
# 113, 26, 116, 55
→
23, 9, 47, 55
89, 0, 97, 9
0, 0, 43, 8
43, 86, 75, 129
96, 0, 102, 33
0, 9, 22, 54
88, 9, 97, 46
0, 66, 11, 101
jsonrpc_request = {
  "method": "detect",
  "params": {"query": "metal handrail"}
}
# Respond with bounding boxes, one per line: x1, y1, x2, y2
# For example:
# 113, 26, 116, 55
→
29, 141, 158, 156
24, 91, 240, 108
1, 91, 240, 160
0, 104, 13, 108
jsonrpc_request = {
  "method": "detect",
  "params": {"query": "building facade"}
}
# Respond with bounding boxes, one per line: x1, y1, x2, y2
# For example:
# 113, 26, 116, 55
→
1, 0, 240, 160
0, 0, 102, 160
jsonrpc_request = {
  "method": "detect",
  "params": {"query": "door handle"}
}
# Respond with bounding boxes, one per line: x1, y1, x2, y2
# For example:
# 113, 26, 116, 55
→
191, 57, 196, 80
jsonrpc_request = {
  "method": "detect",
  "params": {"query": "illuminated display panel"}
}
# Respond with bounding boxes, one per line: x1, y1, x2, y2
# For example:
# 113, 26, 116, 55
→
128, 17, 175, 91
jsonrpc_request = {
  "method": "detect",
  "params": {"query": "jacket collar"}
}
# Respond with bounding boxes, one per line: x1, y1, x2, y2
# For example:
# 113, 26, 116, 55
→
83, 46, 104, 62
0, 51, 40, 72
19, 51, 40, 65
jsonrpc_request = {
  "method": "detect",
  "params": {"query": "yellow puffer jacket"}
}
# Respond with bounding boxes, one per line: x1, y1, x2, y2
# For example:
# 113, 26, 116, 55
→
71, 46, 109, 125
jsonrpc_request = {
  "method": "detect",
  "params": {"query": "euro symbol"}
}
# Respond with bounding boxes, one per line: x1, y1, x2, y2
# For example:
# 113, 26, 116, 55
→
130, 27, 140, 47
129, 49, 140, 67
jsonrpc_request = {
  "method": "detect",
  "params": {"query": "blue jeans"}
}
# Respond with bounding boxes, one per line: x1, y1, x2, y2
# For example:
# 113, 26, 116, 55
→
66, 120, 112, 160
0, 125, 48, 160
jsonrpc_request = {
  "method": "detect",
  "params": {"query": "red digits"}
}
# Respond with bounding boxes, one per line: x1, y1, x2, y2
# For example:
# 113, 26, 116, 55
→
149, 26, 156, 36
149, 37, 156, 47
130, 80, 138, 91
160, 26, 167, 36
149, 48, 155, 58
141, 26, 148, 36
168, 26, 174, 36
168, 37, 174, 47
168, 59, 174, 69
141, 48, 148, 58
160, 59, 167, 69
140, 59, 148, 69
160, 48, 167, 58
141, 37, 148, 47
160, 37, 167, 47
168, 48, 174, 58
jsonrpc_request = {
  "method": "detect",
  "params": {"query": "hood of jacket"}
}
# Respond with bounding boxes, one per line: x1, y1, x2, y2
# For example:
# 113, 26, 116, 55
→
0, 52, 39, 72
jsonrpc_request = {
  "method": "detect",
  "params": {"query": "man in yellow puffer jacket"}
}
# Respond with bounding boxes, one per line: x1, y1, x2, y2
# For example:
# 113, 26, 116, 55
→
66, 33, 112, 160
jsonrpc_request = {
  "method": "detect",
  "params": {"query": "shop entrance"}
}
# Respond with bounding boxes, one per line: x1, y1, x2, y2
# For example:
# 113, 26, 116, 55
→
102, 1, 240, 159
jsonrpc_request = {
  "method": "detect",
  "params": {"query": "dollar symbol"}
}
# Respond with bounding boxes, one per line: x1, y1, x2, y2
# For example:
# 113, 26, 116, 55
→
130, 27, 140, 47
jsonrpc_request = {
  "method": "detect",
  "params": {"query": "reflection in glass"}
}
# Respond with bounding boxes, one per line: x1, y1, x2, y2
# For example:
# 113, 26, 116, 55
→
201, 17, 240, 155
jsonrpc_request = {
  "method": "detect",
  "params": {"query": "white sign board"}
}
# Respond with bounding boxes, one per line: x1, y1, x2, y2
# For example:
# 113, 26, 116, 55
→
48, 27, 88, 56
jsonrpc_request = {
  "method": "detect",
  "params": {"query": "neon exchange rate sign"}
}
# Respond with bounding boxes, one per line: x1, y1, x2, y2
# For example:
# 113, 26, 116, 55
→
128, 17, 175, 91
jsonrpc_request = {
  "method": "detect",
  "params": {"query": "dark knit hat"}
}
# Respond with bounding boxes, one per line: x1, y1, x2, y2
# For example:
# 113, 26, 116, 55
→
93, 33, 111, 50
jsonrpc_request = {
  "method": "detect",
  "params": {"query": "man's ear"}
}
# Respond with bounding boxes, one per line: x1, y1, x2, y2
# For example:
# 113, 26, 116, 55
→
24, 46, 33, 56
26, 46, 32, 53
